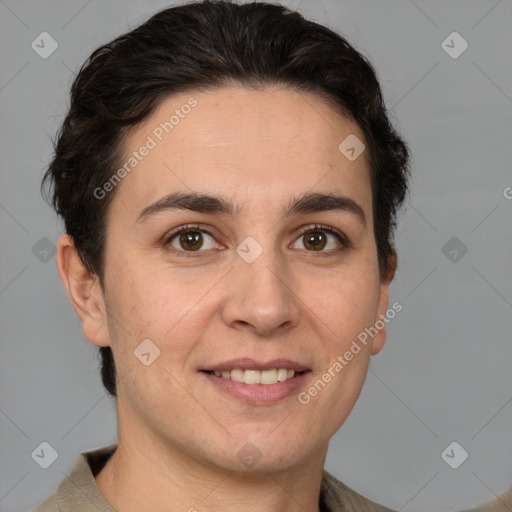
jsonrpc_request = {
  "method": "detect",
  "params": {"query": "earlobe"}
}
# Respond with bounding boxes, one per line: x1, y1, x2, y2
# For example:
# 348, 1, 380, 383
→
370, 251, 398, 355
56, 233, 111, 347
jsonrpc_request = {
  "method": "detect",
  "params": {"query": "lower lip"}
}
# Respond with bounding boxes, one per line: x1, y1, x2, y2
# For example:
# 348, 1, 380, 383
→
200, 371, 310, 404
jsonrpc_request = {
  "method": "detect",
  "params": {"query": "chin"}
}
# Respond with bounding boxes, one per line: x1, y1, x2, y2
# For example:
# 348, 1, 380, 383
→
206, 433, 314, 475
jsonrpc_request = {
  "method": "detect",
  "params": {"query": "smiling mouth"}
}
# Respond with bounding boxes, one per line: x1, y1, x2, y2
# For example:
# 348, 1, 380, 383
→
202, 368, 307, 385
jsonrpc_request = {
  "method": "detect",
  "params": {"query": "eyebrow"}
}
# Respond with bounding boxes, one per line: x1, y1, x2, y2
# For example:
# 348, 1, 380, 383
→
135, 191, 366, 226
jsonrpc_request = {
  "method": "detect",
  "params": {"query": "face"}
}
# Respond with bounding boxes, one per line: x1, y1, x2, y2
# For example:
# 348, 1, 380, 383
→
63, 85, 394, 474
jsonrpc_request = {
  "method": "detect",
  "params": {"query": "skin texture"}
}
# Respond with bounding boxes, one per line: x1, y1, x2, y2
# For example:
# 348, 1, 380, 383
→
57, 85, 397, 512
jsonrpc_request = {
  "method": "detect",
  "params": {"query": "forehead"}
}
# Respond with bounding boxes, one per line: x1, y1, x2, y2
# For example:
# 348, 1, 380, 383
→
109, 85, 372, 220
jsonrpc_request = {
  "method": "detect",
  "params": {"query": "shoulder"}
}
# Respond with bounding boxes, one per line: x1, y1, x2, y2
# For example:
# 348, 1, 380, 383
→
458, 486, 512, 512
31, 444, 117, 512
321, 469, 396, 512
32, 494, 59, 512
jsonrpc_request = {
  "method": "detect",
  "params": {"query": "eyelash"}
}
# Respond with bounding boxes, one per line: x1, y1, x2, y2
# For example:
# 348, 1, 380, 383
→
164, 223, 350, 258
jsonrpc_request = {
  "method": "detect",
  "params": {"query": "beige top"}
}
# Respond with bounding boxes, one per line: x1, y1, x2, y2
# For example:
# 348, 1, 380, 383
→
32, 444, 395, 511
462, 488, 512, 512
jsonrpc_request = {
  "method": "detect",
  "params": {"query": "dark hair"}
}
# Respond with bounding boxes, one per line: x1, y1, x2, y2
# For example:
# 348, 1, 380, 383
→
41, 0, 410, 398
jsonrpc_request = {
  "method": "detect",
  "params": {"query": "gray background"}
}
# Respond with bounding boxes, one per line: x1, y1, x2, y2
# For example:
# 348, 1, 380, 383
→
0, 0, 511, 510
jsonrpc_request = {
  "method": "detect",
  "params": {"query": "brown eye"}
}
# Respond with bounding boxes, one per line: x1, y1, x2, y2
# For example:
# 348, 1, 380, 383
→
179, 231, 203, 251
303, 231, 327, 251
167, 227, 217, 252
292, 225, 347, 252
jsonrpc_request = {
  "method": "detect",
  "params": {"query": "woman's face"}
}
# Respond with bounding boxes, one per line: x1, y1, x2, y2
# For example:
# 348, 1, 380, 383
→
87, 85, 393, 472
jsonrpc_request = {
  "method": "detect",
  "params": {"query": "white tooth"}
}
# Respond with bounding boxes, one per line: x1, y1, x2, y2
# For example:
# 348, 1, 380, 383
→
260, 369, 278, 385
211, 368, 296, 384
243, 370, 261, 384
277, 368, 288, 382
230, 369, 244, 382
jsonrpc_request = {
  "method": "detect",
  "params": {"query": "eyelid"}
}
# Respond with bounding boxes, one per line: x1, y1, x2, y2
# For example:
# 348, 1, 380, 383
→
164, 222, 350, 256
294, 223, 350, 249
164, 223, 222, 256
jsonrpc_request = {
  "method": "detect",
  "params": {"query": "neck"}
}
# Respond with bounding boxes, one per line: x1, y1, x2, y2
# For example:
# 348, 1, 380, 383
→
95, 435, 327, 512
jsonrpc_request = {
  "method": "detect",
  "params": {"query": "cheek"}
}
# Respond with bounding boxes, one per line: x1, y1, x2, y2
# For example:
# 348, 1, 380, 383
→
105, 261, 213, 377
310, 269, 380, 348
107, 257, 194, 333
105, 267, 198, 403
305, 275, 379, 415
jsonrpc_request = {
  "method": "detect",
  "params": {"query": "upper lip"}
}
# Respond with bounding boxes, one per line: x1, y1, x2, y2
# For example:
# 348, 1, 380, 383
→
202, 358, 310, 372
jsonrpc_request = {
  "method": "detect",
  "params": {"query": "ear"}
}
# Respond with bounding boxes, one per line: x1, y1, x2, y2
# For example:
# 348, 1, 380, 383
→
370, 251, 397, 355
56, 233, 111, 348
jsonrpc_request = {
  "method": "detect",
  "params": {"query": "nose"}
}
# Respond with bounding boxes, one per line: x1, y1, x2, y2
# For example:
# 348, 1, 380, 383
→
220, 248, 301, 337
